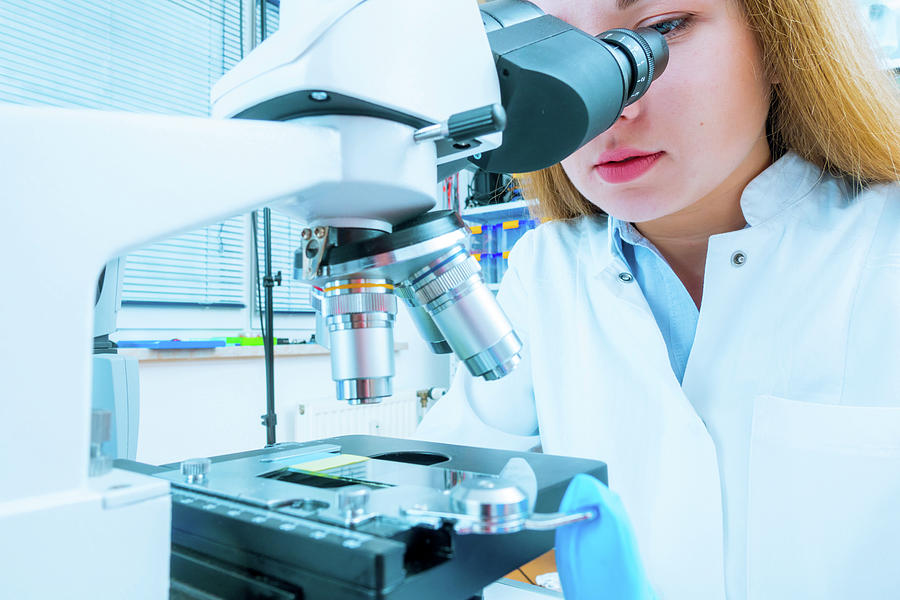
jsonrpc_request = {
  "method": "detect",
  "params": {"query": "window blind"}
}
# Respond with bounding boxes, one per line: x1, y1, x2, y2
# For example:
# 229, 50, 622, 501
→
0, 0, 241, 116
858, 1, 900, 65
0, 0, 252, 306
257, 0, 281, 42
256, 210, 315, 313
124, 219, 247, 306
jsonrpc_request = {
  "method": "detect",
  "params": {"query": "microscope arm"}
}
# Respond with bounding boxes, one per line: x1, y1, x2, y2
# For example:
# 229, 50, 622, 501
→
2, 106, 342, 504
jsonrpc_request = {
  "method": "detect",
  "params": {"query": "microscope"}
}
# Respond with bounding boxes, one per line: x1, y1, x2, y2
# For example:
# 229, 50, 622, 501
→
213, 0, 668, 405
0, 1, 667, 598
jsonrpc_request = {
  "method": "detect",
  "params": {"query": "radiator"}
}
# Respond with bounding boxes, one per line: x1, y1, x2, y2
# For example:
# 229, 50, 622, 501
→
293, 393, 419, 442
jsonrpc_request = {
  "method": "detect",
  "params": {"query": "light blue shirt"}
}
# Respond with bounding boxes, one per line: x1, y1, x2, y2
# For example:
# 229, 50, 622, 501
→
609, 218, 699, 384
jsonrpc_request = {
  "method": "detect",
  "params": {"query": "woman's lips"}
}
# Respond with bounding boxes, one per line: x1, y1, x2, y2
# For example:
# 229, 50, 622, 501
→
594, 151, 665, 184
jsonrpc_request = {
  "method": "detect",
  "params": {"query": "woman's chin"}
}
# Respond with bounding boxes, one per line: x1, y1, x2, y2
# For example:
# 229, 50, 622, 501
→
598, 199, 680, 224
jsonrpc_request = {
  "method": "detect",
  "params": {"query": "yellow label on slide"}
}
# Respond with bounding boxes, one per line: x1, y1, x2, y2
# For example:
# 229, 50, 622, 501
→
291, 454, 370, 472
502, 220, 520, 230
473, 253, 481, 261
469, 225, 482, 234
503, 251, 510, 259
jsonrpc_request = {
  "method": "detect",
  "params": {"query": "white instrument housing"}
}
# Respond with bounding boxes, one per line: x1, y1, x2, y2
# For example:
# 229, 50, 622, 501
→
0, 2, 506, 597
213, 0, 503, 230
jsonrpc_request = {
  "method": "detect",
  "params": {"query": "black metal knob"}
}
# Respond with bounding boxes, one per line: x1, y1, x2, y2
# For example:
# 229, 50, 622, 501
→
447, 104, 507, 143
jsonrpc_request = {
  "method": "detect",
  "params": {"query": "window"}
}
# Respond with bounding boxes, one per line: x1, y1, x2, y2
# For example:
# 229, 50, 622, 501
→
0, 1, 241, 115
857, 1, 900, 68
0, 0, 248, 306
124, 218, 247, 306
255, 210, 316, 313
0, 1, 312, 329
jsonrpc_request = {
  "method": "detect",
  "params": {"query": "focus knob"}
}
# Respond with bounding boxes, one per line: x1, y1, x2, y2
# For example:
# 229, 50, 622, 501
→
447, 104, 507, 143
413, 104, 507, 145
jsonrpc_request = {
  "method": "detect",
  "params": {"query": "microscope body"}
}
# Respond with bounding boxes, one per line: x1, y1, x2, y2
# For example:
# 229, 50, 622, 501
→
0, 1, 667, 598
211, 0, 668, 404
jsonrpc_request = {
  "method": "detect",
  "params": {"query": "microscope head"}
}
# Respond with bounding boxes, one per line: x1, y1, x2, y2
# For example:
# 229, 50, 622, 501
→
212, 0, 502, 232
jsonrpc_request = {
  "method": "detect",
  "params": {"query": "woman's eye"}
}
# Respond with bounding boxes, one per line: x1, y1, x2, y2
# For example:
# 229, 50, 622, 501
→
647, 17, 689, 36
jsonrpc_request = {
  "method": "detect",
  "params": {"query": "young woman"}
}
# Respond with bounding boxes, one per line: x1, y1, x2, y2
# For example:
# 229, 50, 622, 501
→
418, 0, 900, 597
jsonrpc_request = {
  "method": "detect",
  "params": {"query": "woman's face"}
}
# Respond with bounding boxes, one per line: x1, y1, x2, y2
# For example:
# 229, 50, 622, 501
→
532, 0, 773, 223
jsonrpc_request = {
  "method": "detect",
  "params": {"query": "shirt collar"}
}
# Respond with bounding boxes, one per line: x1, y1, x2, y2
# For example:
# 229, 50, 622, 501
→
609, 216, 665, 264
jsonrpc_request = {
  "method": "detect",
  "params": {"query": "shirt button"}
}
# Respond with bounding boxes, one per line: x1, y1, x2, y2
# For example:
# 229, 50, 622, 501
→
731, 251, 747, 267
618, 272, 634, 283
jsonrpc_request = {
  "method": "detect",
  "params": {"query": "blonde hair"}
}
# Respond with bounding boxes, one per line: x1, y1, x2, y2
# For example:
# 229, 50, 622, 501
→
524, 0, 900, 222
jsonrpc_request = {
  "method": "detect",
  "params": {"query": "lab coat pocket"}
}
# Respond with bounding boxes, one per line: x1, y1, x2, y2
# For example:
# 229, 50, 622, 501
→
747, 395, 900, 600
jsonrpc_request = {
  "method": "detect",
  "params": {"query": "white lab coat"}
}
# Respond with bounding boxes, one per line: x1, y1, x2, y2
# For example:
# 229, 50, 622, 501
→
416, 153, 900, 599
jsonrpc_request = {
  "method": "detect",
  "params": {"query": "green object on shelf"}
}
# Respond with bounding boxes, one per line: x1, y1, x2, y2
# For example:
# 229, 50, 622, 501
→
226, 336, 264, 346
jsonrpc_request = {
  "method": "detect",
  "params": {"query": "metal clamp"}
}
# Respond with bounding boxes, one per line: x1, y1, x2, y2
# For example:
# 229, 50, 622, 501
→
400, 504, 596, 535
400, 475, 597, 535
298, 226, 335, 280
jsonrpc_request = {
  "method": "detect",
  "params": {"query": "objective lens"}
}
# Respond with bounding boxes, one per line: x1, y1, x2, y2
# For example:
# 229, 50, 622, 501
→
298, 211, 523, 399
394, 285, 453, 354
322, 279, 397, 404
404, 248, 522, 380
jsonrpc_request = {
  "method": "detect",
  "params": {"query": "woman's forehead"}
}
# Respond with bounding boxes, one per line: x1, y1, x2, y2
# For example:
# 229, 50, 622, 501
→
532, 0, 720, 17
530, 0, 735, 32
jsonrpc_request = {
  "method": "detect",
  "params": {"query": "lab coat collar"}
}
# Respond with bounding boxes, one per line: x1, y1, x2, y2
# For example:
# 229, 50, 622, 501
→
584, 216, 655, 314
738, 151, 823, 226
582, 214, 616, 276
590, 152, 823, 277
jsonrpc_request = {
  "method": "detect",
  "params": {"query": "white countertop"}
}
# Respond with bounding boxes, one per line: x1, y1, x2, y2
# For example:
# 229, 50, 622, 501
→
119, 341, 408, 362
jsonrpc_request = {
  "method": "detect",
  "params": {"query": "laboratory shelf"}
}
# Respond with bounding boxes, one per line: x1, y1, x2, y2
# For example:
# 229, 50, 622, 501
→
119, 342, 408, 362
461, 199, 533, 223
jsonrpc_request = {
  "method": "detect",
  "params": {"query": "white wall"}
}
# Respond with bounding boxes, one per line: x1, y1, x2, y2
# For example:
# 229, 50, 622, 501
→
129, 305, 450, 465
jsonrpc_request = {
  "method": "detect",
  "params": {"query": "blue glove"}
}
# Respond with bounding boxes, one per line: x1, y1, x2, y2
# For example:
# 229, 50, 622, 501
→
555, 474, 655, 600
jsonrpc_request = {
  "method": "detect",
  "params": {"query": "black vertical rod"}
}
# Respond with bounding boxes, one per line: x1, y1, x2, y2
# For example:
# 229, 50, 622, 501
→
260, 0, 268, 43
263, 207, 277, 445
258, 0, 275, 447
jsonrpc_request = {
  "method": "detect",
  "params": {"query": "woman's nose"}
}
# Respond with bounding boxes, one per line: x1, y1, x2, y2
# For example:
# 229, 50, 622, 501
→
618, 99, 643, 121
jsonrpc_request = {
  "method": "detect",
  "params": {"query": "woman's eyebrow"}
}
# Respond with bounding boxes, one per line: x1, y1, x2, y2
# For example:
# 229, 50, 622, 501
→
617, 0, 645, 9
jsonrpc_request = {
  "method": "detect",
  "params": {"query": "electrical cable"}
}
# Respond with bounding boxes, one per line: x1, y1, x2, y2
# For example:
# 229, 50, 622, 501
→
517, 568, 536, 586
464, 170, 518, 208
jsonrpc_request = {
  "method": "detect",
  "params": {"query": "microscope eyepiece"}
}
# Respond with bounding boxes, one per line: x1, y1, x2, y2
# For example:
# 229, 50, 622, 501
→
473, 2, 670, 172
596, 27, 669, 106
637, 27, 670, 82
